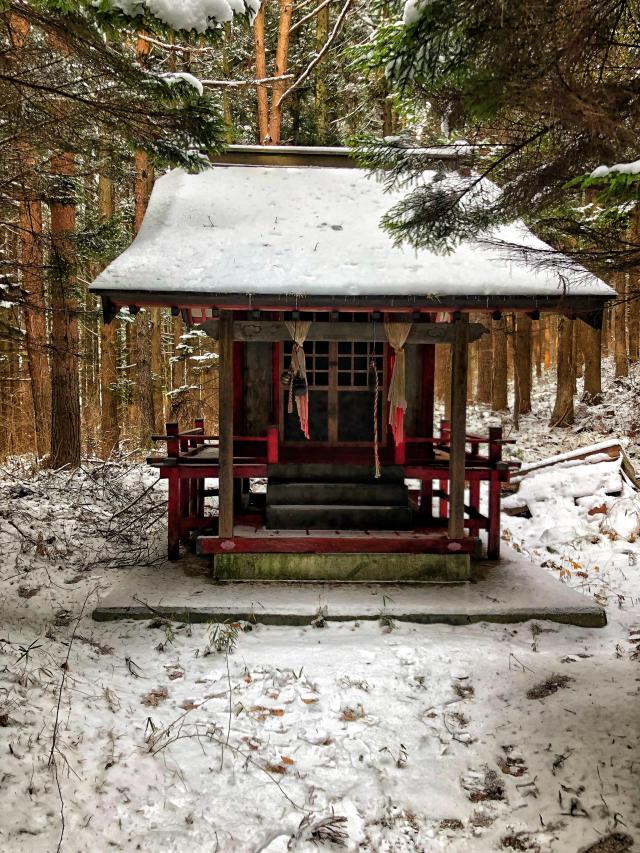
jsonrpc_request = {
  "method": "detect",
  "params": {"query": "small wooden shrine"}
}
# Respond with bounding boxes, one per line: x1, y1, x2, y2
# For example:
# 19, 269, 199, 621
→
91, 146, 614, 570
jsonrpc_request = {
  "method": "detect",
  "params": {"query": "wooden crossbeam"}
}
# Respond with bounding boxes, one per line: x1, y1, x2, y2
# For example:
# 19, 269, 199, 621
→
201, 319, 487, 344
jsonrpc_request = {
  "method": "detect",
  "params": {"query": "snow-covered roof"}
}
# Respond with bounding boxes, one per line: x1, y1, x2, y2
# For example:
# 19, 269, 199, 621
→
90, 163, 615, 305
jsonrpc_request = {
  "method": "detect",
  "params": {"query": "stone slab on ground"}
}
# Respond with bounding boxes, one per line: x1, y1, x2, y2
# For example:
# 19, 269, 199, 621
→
92, 546, 606, 628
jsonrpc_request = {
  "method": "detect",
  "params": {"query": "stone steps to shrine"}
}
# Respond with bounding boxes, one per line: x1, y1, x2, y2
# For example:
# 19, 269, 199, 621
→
267, 481, 409, 507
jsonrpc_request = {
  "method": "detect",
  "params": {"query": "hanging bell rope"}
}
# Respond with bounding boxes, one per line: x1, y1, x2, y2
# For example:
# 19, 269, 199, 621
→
384, 320, 412, 446
369, 352, 381, 479
284, 319, 311, 439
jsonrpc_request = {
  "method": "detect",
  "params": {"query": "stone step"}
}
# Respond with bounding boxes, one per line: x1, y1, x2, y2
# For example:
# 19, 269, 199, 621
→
267, 481, 409, 507
265, 504, 414, 530
212, 552, 470, 583
267, 464, 405, 483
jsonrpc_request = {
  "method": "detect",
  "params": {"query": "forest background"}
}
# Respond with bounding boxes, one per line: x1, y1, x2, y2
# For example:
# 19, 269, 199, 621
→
1, 0, 638, 467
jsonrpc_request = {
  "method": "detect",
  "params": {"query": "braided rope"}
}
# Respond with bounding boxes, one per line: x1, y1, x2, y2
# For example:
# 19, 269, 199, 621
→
370, 353, 381, 479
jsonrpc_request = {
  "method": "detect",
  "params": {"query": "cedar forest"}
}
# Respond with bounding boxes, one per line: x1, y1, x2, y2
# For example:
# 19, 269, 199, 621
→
2, 0, 639, 465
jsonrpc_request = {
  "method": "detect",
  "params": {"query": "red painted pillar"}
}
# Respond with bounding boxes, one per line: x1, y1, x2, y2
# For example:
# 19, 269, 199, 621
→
439, 419, 450, 519
487, 425, 503, 559
194, 417, 204, 518
166, 422, 180, 560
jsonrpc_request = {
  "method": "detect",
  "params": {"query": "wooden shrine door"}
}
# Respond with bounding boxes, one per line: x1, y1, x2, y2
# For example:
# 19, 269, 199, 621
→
282, 339, 386, 444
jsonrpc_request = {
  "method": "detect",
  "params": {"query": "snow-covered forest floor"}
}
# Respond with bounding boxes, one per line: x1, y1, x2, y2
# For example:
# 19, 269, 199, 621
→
1, 363, 639, 853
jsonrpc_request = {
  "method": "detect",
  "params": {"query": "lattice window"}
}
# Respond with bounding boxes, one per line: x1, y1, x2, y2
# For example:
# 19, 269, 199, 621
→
337, 341, 384, 388
283, 339, 329, 388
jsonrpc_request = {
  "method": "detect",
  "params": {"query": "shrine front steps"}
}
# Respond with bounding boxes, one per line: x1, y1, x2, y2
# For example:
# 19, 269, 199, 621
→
265, 465, 413, 531
267, 463, 405, 483
267, 481, 409, 507
266, 504, 414, 531
211, 551, 470, 583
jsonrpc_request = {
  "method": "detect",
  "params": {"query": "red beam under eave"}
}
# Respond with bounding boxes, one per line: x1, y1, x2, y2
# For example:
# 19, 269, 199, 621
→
196, 535, 479, 555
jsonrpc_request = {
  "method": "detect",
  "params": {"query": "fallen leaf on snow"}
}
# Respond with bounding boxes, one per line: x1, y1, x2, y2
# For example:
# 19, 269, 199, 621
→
141, 687, 169, 707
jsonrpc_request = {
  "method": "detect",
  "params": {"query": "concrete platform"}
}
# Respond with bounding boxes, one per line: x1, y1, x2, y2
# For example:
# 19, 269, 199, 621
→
92, 546, 607, 628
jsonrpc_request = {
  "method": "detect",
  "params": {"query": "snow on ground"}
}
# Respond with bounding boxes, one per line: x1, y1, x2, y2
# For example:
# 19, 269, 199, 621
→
1, 364, 639, 852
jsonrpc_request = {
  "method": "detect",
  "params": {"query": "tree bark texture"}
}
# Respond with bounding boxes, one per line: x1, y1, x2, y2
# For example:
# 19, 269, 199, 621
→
254, 0, 269, 143
20, 191, 50, 457
268, 0, 294, 144
614, 273, 628, 378
98, 170, 120, 457
491, 316, 508, 411
514, 313, 532, 416
581, 320, 602, 403
550, 316, 575, 427
49, 152, 81, 468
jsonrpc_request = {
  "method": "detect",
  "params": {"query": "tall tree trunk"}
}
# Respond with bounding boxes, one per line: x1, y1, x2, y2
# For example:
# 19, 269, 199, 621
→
314, 3, 330, 144
533, 319, 543, 379
476, 323, 492, 404
133, 147, 156, 446
254, 0, 269, 143
466, 336, 477, 403
435, 344, 451, 420
98, 169, 120, 457
614, 272, 628, 377
581, 320, 602, 403
10, 15, 50, 457
136, 311, 155, 446
628, 208, 640, 363
49, 152, 80, 468
514, 313, 532, 416
20, 183, 50, 458
550, 316, 574, 427
491, 316, 508, 411
543, 315, 552, 370
151, 308, 164, 431
222, 23, 234, 141
268, 0, 293, 144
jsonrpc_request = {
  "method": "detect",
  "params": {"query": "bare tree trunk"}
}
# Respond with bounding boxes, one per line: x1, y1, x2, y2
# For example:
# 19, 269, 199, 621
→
254, 0, 269, 143
136, 311, 155, 446
49, 152, 80, 468
614, 273, 628, 378
533, 319, 542, 379
600, 305, 610, 357
20, 186, 50, 458
476, 324, 492, 404
514, 313, 532, 415
98, 169, 120, 457
435, 345, 451, 419
466, 336, 477, 403
222, 23, 233, 141
581, 320, 602, 403
151, 308, 164, 431
550, 316, 574, 427
628, 208, 640, 363
133, 145, 156, 445
10, 16, 50, 458
314, 3, 329, 144
268, 0, 294, 144
491, 316, 508, 411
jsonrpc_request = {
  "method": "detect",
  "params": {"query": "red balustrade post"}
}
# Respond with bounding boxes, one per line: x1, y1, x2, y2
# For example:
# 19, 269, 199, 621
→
166, 422, 180, 560
487, 425, 504, 559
